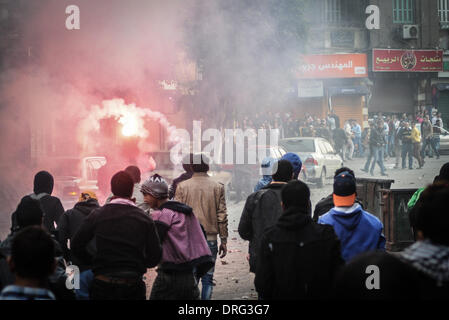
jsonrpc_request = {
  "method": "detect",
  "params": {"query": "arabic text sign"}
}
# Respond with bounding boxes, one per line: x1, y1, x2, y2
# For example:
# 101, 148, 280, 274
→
373, 49, 443, 72
297, 54, 368, 78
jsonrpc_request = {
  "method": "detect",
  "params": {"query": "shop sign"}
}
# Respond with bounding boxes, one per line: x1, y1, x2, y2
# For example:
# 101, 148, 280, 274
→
297, 54, 368, 79
373, 49, 443, 72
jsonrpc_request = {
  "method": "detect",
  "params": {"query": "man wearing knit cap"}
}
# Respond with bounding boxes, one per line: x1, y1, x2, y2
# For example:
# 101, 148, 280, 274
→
254, 156, 275, 192
174, 153, 227, 300
141, 174, 213, 300
10, 171, 64, 236
281, 152, 302, 180
318, 171, 385, 262
71, 171, 162, 300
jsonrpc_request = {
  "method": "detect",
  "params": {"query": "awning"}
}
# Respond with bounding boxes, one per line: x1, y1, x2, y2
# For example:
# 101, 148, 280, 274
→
327, 86, 370, 96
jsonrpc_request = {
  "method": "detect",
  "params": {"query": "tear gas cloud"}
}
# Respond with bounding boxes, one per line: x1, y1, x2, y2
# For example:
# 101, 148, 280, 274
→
0, 0, 306, 220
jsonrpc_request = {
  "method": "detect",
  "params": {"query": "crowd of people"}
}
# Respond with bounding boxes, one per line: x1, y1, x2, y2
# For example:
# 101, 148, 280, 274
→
0, 151, 448, 300
360, 111, 445, 176
235, 108, 445, 166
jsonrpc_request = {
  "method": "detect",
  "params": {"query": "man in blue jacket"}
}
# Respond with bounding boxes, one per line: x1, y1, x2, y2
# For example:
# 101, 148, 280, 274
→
318, 171, 385, 262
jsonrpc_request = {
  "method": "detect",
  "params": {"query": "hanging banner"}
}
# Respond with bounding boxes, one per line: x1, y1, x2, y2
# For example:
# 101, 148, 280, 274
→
373, 49, 443, 72
297, 54, 368, 78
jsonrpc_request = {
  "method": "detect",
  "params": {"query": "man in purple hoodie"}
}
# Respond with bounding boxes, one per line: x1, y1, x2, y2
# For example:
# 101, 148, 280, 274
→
318, 171, 385, 262
141, 174, 213, 300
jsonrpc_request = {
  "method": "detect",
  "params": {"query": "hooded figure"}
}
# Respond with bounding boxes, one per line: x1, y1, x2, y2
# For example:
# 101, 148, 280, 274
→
255, 180, 344, 299
58, 190, 99, 270
318, 172, 385, 262
58, 190, 100, 300
10, 171, 64, 235
1, 197, 75, 300
254, 157, 275, 192
281, 153, 302, 180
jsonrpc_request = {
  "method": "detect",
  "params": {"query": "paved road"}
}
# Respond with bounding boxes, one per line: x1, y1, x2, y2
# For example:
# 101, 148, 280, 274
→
210, 154, 448, 300
1, 155, 447, 300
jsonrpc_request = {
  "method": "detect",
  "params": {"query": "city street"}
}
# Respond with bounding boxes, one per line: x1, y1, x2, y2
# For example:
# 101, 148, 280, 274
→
207, 155, 448, 299
3, 155, 447, 300
2, 0, 449, 303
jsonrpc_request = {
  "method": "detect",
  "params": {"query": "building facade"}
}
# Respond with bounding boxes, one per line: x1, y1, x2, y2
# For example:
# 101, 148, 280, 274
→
299, 0, 445, 128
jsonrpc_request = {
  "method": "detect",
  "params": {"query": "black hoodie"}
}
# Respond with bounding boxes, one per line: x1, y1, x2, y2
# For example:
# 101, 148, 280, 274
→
255, 206, 344, 300
238, 183, 286, 273
58, 199, 100, 270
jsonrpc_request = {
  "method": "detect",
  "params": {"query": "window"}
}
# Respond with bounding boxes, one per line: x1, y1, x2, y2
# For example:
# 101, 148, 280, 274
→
305, 0, 364, 27
439, 0, 449, 24
317, 142, 327, 155
323, 142, 336, 154
393, 0, 415, 24
325, 0, 341, 24
280, 139, 315, 153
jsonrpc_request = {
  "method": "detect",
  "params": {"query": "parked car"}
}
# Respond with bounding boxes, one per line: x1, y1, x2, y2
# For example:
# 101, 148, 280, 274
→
279, 137, 343, 187
42, 156, 107, 209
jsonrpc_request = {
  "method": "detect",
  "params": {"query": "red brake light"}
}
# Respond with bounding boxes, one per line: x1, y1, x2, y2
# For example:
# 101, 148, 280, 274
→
305, 157, 318, 166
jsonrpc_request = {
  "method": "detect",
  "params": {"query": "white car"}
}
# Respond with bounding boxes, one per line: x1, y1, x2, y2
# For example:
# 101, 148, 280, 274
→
280, 137, 343, 187
42, 156, 107, 209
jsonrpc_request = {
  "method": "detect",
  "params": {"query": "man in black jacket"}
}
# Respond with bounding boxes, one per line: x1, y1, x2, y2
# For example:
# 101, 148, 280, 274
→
255, 180, 344, 300
238, 160, 293, 274
333, 127, 348, 161
58, 191, 100, 268
1, 197, 75, 300
398, 121, 413, 170
365, 119, 387, 176
58, 191, 99, 300
11, 171, 64, 236
71, 171, 162, 300
313, 167, 364, 222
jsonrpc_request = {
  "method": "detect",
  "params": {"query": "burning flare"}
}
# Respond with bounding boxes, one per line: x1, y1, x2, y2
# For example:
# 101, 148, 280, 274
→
119, 113, 139, 137
79, 98, 185, 152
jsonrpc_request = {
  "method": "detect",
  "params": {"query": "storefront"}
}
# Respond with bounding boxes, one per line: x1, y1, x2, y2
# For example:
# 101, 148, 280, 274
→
433, 83, 449, 129
369, 78, 416, 114
328, 86, 369, 129
433, 56, 449, 129
371, 49, 443, 116
296, 53, 368, 125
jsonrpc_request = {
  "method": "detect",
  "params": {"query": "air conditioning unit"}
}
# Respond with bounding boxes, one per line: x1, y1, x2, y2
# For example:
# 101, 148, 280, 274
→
403, 25, 419, 39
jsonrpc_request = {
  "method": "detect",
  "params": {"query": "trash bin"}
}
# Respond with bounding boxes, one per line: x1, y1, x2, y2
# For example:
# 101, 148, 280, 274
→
380, 188, 417, 252
355, 178, 395, 218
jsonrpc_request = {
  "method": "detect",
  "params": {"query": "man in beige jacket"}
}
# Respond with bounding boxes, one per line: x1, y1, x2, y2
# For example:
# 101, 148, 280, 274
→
175, 153, 228, 300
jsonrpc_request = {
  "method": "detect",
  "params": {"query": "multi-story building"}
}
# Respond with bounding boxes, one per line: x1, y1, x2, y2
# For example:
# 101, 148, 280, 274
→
297, 0, 445, 128
297, 0, 370, 128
